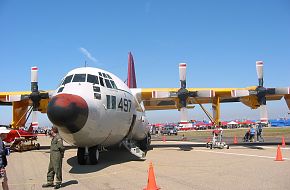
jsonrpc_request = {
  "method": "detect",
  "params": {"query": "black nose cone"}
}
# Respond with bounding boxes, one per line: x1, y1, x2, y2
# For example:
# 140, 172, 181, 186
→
47, 93, 88, 133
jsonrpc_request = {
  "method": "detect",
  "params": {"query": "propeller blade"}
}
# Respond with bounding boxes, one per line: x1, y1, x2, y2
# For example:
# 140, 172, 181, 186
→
179, 63, 186, 88
231, 90, 250, 97
152, 91, 178, 98
259, 104, 268, 123
196, 90, 215, 97
152, 91, 170, 98
274, 87, 290, 95
180, 107, 188, 122
6, 94, 22, 102
31, 111, 39, 130
256, 61, 264, 86
31, 66, 38, 92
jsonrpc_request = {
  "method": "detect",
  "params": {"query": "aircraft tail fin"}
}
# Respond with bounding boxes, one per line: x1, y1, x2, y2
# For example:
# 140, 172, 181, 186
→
127, 52, 137, 88
27, 123, 34, 132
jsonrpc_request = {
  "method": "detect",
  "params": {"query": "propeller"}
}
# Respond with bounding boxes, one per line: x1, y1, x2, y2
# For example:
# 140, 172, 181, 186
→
255, 61, 269, 123
231, 61, 290, 123
152, 63, 214, 124
7, 67, 50, 128
178, 63, 189, 123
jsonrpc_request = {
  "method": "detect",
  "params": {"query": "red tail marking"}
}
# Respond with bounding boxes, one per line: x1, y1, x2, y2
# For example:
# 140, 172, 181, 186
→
127, 52, 137, 88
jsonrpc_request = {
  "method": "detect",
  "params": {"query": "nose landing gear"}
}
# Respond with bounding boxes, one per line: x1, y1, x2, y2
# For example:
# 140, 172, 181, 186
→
77, 146, 100, 165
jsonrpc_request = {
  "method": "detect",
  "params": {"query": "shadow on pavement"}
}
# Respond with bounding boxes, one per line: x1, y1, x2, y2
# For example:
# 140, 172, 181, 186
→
62, 180, 78, 188
67, 149, 145, 174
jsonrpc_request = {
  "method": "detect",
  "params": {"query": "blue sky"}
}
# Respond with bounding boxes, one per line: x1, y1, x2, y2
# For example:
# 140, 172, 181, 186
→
0, 1, 289, 126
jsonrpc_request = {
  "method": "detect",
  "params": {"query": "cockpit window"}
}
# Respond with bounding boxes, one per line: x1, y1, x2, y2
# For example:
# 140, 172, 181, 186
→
87, 74, 99, 84
102, 73, 108, 78
107, 74, 112, 79
105, 79, 112, 88
99, 76, 105, 86
110, 80, 118, 89
62, 75, 73, 85
57, 87, 64, 93
72, 74, 86, 82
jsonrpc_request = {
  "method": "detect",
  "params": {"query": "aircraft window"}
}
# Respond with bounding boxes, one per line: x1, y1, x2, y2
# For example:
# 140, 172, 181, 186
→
93, 86, 100, 92
107, 74, 112, 79
98, 72, 102, 76
102, 73, 108, 78
111, 96, 116, 109
94, 93, 101, 100
57, 87, 64, 93
106, 95, 116, 109
87, 74, 99, 84
72, 74, 86, 82
106, 95, 111, 109
105, 79, 112, 88
110, 80, 117, 89
62, 75, 73, 85
99, 77, 105, 86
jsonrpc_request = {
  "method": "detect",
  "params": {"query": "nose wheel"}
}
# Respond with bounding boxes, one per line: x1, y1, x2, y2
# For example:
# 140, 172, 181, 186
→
77, 147, 86, 165
77, 146, 100, 165
89, 146, 99, 165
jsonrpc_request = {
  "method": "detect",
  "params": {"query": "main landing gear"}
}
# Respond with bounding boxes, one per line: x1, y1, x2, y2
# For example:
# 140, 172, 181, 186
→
77, 145, 100, 165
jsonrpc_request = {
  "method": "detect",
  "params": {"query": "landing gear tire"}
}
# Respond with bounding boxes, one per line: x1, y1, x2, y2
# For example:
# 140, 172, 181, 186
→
77, 147, 86, 165
89, 146, 99, 165
35, 143, 40, 150
139, 133, 151, 151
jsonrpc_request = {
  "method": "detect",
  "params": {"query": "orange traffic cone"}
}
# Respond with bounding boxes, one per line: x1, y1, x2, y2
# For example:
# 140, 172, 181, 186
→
234, 136, 238, 144
144, 161, 160, 190
275, 145, 284, 161
282, 136, 286, 148
162, 136, 166, 142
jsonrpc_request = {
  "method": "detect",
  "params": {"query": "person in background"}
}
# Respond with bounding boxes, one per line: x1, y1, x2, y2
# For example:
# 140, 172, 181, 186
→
0, 126, 11, 190
42, 126, 65, 189
249, 126, 256, 142
256, 123, 264, 142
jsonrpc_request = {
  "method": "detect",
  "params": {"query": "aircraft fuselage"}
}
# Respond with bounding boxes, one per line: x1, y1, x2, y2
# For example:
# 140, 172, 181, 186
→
47, 67, 149, 148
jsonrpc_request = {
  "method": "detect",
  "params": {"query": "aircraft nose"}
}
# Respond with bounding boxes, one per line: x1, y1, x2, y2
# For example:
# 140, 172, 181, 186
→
47, 93, 89, 133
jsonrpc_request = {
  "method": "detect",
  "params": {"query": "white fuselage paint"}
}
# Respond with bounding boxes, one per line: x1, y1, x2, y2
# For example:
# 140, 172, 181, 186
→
51, 67, 149, 147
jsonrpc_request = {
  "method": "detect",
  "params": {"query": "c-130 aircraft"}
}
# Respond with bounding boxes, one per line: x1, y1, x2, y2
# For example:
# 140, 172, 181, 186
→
0, 52, 289, 165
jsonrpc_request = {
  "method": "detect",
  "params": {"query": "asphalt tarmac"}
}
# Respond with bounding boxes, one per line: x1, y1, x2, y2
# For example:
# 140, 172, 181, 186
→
6, 136, 290, 190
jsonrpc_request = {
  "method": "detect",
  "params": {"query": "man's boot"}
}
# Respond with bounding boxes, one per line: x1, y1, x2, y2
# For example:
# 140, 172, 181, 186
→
54, 183, 62, 189
42, 182, 54, 188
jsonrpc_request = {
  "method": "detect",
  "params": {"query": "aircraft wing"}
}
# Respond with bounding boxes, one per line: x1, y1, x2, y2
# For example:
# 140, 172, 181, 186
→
134, 86, 290, 111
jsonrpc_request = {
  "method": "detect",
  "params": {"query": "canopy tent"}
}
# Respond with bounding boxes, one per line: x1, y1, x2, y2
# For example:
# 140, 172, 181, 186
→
228, 121, 238, 125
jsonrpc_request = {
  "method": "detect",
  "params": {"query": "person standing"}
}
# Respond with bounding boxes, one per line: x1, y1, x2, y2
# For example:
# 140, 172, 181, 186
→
0, 126, 11, 190
256, 123, 264, 142
42, 127, 65, 189
249, 126, 256, 142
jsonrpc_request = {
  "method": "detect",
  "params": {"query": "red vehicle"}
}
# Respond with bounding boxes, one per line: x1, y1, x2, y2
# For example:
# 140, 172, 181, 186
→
2, 124, 43, 151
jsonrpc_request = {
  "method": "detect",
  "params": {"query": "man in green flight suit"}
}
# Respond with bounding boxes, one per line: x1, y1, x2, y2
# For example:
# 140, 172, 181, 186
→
42, 126, 65, 189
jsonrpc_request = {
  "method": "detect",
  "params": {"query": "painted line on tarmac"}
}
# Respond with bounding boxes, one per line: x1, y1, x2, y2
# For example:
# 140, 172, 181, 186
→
255, 146, 290, 150
194, 149, 290, 160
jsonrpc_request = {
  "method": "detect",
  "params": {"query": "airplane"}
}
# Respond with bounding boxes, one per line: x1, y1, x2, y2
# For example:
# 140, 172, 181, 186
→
3, 123, 44, 151
0, 52, 289, 165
